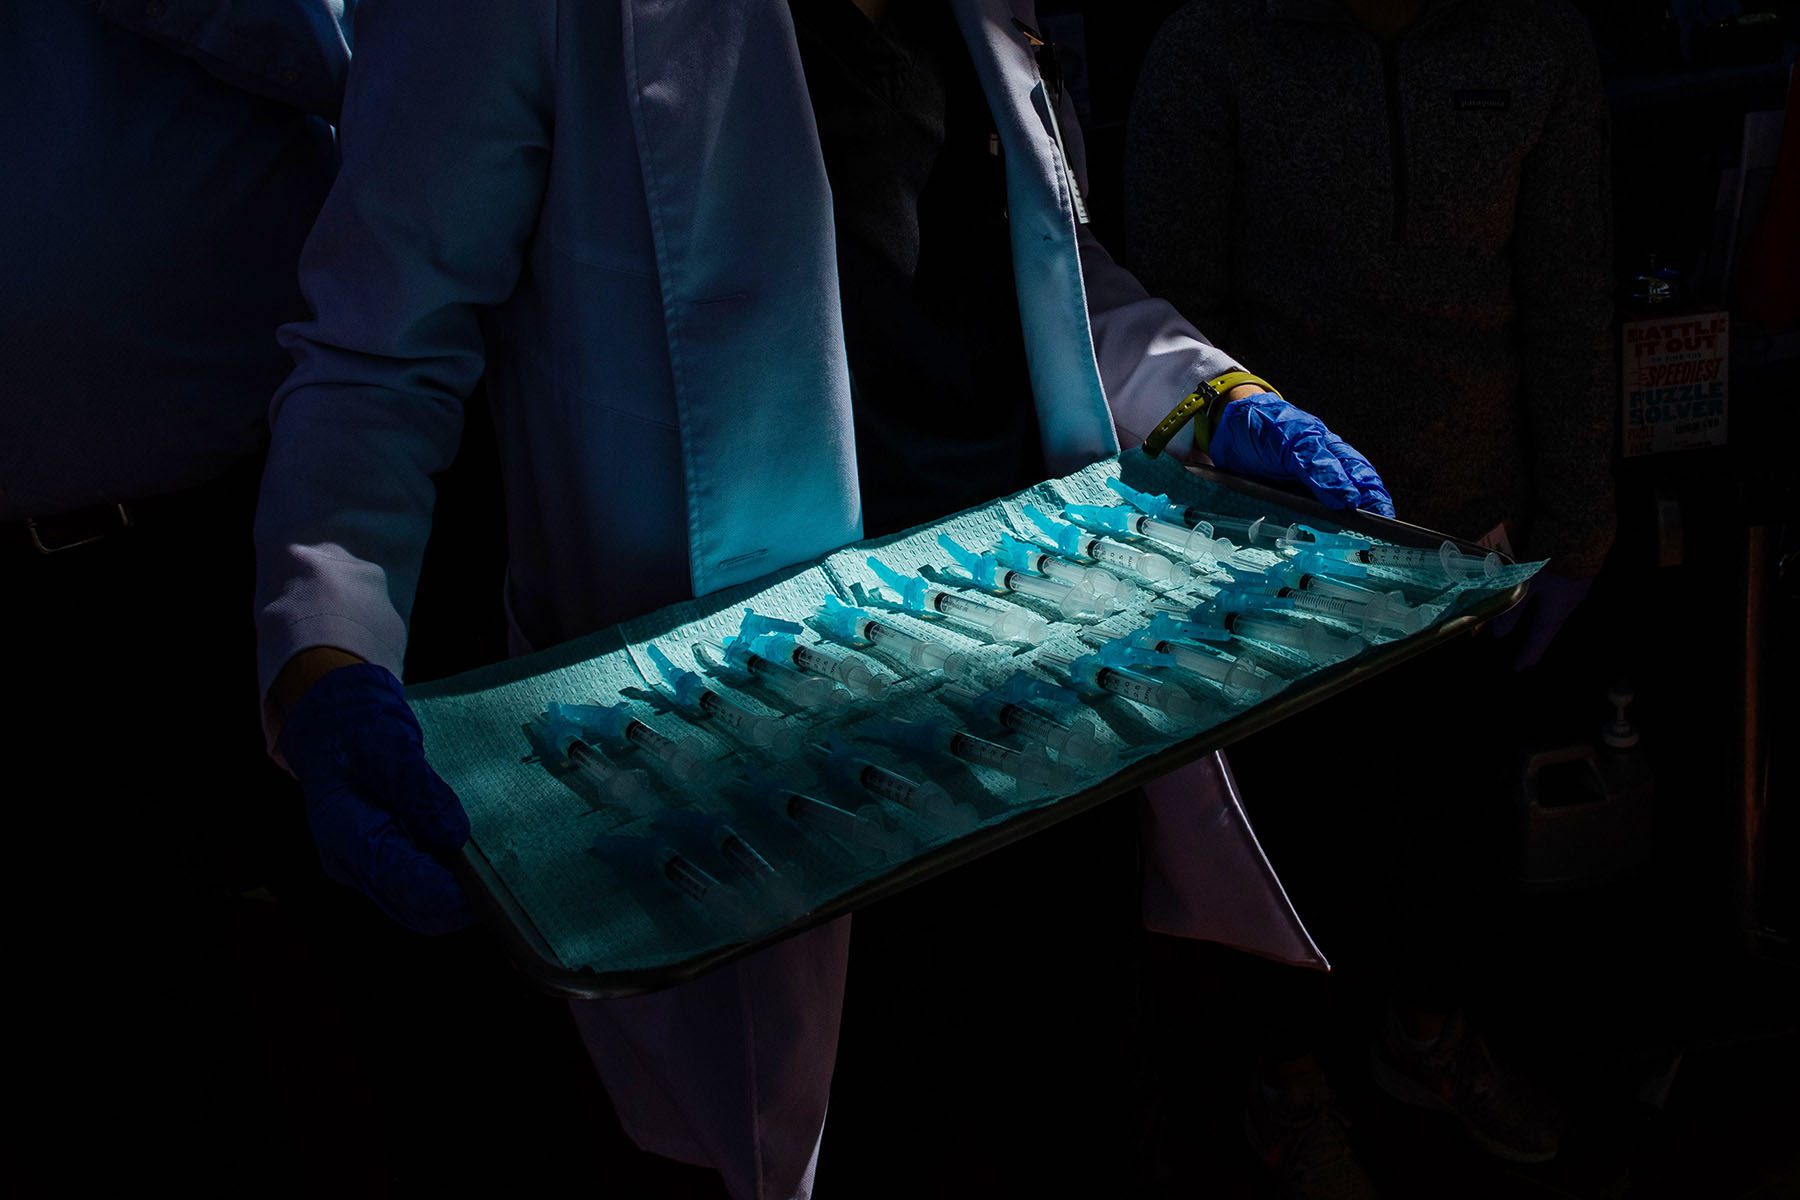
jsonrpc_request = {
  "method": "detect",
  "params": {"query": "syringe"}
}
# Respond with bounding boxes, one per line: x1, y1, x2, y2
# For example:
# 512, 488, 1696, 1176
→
524, 710, 659, 815
546, 700, 717, 786
1103, 478, 1296, 549
588, 834, 758, 934
1231, 567, 1424, 638
706, 639, 852, 715
741, 771, 914, 866
1184, 601, 1367, 666
1262, 553, 1426, 625
1113, 615, 1285, 705
945, 675, 1116, 772
1063, 503, 1237, 564
867, 555, 1052, 644
859, 718, 1074, 790
812, 738, 979, 833
817, 595, 974, 679
739, 610, 894, 701
1025, 504, 1174, 589
1300, 537, 1501, 581
995, 534, 1139, 610
937, 534, 1112, 620
1039, 644, 1204, 724
645, 645, 804, 758
652, 808, 805, 920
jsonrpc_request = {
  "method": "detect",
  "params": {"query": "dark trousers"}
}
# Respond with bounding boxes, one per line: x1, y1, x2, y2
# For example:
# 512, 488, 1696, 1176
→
2, 461, 302, 1182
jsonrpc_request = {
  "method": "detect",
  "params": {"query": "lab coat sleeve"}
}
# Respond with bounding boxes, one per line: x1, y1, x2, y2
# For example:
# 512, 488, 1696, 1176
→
1512, 9, 1617, 576
1056, 22, 1244, 462
254, 0, 555, 704
94, 0, 356, 122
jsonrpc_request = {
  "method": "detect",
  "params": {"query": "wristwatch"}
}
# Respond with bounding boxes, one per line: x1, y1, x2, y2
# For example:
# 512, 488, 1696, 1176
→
1143, 370, 1280, 458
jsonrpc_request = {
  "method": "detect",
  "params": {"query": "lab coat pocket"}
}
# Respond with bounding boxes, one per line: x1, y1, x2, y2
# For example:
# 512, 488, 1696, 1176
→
535, 246, 680, 428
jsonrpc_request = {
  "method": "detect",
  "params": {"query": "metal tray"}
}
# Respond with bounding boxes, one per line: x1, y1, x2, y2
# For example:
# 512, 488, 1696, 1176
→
453, 465, 1526, 999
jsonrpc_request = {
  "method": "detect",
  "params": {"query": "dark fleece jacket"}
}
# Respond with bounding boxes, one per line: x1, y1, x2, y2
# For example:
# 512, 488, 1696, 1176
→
1125, 0, 1617, 574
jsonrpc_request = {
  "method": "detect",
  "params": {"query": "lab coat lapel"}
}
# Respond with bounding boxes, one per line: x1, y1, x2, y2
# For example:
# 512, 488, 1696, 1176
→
949, 0, 1118, 475
621, 0, 862, 597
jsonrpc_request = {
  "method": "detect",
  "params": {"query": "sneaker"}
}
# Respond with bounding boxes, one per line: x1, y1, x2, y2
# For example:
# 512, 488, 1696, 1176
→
1370, 1009, 1559, 1164
1245, 1069, 1379, 1200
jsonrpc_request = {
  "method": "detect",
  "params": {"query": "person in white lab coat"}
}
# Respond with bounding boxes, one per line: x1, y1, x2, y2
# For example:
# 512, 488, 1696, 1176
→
257, 2, 1391, 1195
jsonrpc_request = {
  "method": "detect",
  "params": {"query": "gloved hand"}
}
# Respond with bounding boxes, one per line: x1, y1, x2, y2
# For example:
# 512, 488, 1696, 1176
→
1208, 392, 1395, 517
1488, 573, 1593, 671
278, 662, 473, 934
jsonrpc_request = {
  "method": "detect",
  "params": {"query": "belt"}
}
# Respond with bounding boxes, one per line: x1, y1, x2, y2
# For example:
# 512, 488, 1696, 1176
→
2, 461, 261, 559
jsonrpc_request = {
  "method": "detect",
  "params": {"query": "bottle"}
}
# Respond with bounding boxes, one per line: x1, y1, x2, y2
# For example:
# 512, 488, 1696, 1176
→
1517, 684, 1654, 890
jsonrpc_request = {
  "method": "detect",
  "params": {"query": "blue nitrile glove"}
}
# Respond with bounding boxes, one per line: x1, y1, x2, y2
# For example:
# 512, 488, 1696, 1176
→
277, 663, 473, 934
1489, 573, 1592, 671
1207, 393, 1395, 517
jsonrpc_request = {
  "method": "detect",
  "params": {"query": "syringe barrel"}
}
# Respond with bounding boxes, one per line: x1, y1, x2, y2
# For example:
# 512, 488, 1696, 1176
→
1297, 572, 1387, 606
568, 742, 658, 814
783, 791, 860, 838
857, 762, 972, 831
660, 852, 720, 903
1162, 642, 1272, 705
784, 793, 906, 865
1095, 667, 1200, 722
1141, 516, 1234, 560
858, 761, 921, 806
1004, 569, 1111, 618
1002, 569, 1069, 605
1158, 640, 1224, 683
934, 591, 1048, 644
1296, 588, 1419, 636
700, 691, 801, 756
720, 833, 778, 881
949, 730, 1071, 787
748, 654, 846, 711
1357, 543, 1438, 572
1084, 536, 1177, 585
1285, 588, 1381, 635
996, 702, 1070, 745
626, 719, 707, 781
1232, 615, 1364, 664
1361, 540, 1499, 580
1002, 705, 1105, 768
946, 730, 1024, 774
788, 641, 891, 700
865, 620, 968, 676
1036, 555, 1091, 589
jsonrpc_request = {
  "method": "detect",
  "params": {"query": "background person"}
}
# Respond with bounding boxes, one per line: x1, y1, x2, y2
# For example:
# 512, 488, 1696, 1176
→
1125, 1, 1616, 1192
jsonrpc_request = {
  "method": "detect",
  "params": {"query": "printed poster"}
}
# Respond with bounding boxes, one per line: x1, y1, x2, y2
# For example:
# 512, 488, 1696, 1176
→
1622, 312, 1729, 457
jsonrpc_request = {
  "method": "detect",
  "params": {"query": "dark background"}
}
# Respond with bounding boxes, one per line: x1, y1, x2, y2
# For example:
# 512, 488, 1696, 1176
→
220, 4, 1799, 1196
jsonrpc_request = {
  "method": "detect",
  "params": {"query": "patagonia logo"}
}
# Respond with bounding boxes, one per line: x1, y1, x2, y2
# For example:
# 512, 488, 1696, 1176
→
1454, 89, 1510, 111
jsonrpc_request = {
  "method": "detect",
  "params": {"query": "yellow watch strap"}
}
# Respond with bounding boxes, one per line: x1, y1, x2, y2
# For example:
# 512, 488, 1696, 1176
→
1142, 371, 1280, 457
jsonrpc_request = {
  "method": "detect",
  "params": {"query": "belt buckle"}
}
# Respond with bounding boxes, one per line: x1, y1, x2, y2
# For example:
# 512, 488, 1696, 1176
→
25, 503, 133, 554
